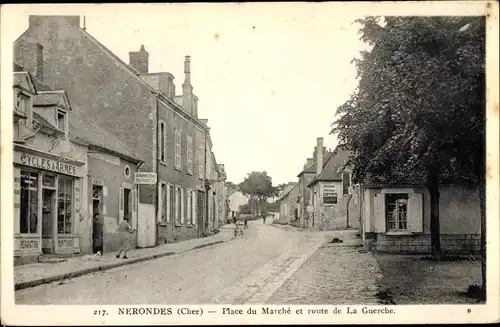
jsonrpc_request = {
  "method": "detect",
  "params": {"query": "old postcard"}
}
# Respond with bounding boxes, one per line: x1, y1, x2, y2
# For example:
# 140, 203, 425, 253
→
1, 1, 499, 325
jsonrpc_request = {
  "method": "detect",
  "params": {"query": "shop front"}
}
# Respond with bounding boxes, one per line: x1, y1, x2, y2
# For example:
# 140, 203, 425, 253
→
14, 145, 86, 265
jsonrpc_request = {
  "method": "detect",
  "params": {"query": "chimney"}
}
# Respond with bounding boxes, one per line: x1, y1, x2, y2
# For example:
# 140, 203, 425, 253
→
306, 158, 313, 167
129, 45, 149, 74
36, 43, 44, 81
182, 55, 194, 115
316, 137, 324, 176
17, 42, 44, 81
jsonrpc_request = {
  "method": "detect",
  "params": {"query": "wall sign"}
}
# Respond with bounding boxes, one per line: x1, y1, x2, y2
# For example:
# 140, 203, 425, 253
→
134, 172, 157, 184
18, 152, 77, 175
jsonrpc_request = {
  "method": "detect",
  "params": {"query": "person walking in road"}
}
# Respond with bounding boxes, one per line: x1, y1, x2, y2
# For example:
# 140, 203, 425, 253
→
244, 217, 248, 229
92, 213, 103, 254
262, 213, 266, 224
116, 215, 135, 259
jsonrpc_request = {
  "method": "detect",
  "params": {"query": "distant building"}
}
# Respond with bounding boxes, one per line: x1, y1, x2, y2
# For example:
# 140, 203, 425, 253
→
278, 182, 299, 224
308, 137, 359, 230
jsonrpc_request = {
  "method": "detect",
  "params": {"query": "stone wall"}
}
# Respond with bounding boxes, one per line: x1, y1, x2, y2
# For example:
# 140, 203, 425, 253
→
372, 233, 480, 254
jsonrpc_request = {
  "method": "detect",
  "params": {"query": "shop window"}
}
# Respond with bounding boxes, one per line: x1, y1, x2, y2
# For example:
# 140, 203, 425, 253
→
385, 194, 408, 231
186, 189, 192, 224
58, 176, 73, 234
20, 170, 39, 234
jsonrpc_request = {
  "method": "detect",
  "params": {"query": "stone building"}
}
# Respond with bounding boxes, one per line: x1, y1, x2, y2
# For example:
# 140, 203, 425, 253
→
14, 15, 225, 247
12, 60, 142, 265
278, 182, 299, 224
308, 138, 359, 230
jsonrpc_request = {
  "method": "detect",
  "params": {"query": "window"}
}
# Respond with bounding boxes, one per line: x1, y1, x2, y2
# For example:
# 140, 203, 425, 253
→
160, 183, 167, 222
20, 170, 39, 234
198, 133, 205, 179
323, 184, 338, 205
57, 110, 66, 132
187, 136, 193, 175
124, 165, 131, 179
342, 172, 351, 195
158, 121, 167, 163
15, 92, 28, 114
57, 176, 73, 234
175, 129, 182, 170
385, 194, 408, 231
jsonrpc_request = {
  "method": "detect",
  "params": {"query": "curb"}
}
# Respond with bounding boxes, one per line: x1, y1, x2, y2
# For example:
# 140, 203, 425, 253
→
15, 239, 226, 291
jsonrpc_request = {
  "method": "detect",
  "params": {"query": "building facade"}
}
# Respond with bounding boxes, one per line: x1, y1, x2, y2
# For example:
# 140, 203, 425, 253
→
14, 15, 225, 247
13, 69, 87, 265
362, 182, 481, 254
308, 138, 359, 231
278, 182, 299, 224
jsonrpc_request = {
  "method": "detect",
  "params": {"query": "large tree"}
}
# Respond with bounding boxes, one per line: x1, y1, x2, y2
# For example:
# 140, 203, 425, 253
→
239, 171, 276, 216
332, 17, 485, 295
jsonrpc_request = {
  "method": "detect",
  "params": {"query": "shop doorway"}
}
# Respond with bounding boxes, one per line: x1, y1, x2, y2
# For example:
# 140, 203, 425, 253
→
124, 188, 131, 220
41, 188, 56, 253
92, 185, 103, 253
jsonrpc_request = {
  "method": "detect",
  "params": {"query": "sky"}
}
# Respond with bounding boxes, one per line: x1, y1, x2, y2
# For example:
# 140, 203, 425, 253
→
6, 3, 371, 185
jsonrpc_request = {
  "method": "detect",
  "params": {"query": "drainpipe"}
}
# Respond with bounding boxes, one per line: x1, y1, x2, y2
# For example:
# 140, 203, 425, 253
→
204, 131, 209, 235
154, 94, 160, 246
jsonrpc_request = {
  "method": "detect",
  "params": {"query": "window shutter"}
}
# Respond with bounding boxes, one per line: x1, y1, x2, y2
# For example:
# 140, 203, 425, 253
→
102, 186, 108, 215
157, 183, 162, 222
180, 188, 185, 224
119, 187, 124, 222
163, 123, 167, 162
157, 123, 162, 160
166, 184, 171, 223
373, 193, 386, 232
192, 191, 197, 225
408, 192, 423, 233
175, 187, 179, 224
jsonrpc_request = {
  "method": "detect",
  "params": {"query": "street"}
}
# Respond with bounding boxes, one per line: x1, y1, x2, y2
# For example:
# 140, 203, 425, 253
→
16, 220, 331, 305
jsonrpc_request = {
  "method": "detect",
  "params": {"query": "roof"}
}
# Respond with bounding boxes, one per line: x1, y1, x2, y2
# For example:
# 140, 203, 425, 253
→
278, 183, 298, 201
68, 108, 142, 163
297, 151, 333, 177
308, 149, 352, 187
33, 112, 62, 134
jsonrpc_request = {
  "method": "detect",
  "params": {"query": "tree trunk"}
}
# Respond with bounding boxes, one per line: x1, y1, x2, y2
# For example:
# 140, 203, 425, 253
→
428, 166, 441, 258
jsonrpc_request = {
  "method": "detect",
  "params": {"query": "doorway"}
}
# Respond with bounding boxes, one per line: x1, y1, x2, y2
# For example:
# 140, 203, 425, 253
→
92, 185, 103, 253
41, 188, 55, 253
124, 188, 131, 220
197, 190, 205, 237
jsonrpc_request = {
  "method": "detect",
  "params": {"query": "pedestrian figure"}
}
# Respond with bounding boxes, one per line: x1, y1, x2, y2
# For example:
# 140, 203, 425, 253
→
116, 215, 135, 259
92, 213, 104, 254
262, 213, 266, 224
244, 218, 248, 229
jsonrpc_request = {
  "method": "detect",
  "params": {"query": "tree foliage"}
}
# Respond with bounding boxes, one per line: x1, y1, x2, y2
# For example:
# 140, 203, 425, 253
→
332, 17, 485, 185
239, 171, 280, 216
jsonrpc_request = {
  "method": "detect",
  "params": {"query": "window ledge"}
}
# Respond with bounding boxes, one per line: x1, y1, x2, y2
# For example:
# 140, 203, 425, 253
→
157, 222, 168, 226
187, 224, 195, 228
159, 161, 167, 167
385, 231, 413, 236
174, 224, 182, 227
174, 166, 182, 172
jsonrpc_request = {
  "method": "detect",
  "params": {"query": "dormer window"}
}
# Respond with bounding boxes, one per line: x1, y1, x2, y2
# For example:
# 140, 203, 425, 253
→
16, 93, 28, 113
56, 109, 67, 133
